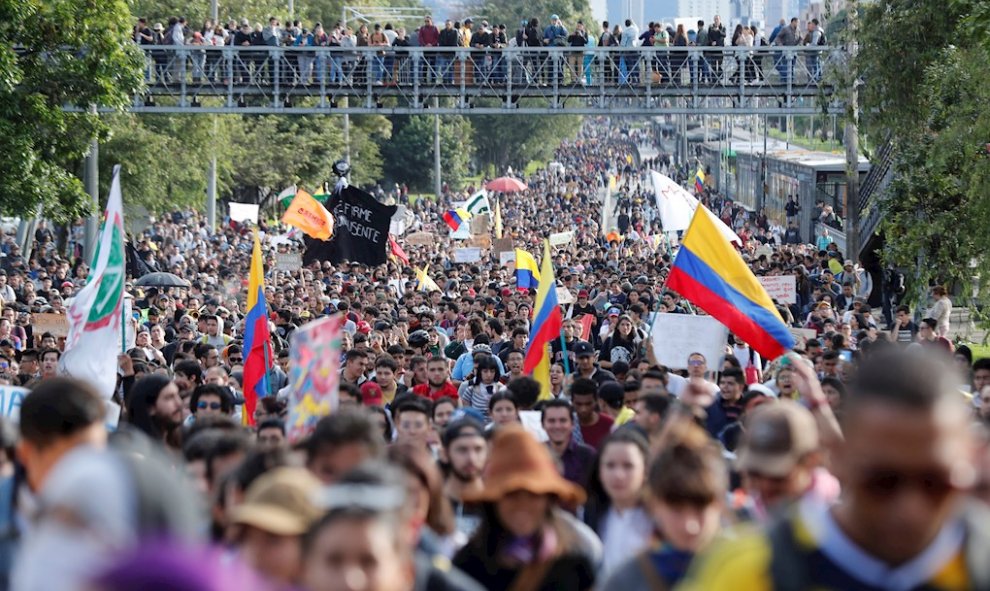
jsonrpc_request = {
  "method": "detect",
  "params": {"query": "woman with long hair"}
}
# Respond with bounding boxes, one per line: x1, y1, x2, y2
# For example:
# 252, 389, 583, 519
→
597, 419, 728, 589
582, 430, 652, 576
454, 425, 596, 590
458, 355, 506, 421
599, 315, 642, 369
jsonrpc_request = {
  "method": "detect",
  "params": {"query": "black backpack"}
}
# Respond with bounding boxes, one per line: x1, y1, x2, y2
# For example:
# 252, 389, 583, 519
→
817, 31, 827, 45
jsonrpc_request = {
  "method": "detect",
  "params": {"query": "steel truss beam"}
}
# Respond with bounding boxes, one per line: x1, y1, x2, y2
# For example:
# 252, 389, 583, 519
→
72, 46, 843, 116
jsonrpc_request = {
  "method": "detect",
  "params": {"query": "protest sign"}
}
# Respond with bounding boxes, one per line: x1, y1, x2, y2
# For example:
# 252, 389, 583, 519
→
33, 313, 69, 338
389, 205, 409, 236
275, 252, 303, 272
789, 327, 818, 347
549, 230, 574, 246
0, 385, 27, 423
555, 286, 574, 304
467, 234, 491, 249
287, 315, 342, 444
499, 251, 516, 266
450, 223, 471, 240
758, 275, 797, 304
470, 215, 489, 235
453, 247, 482, 263
493, 237, 514, 256
650, 313, 728, 370
228, 202, 260, 224
405, 231, 433, 246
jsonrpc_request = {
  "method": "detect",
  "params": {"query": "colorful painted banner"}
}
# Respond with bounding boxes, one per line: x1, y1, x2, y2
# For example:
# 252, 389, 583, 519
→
287, 315, 342, 444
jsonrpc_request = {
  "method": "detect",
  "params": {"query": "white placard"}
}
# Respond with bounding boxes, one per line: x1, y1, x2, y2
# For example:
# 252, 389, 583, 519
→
789, 327, 818, 346
228, 202, 260, 223
275, 252, 303, 272
0, 385, 28, 423
389, 205, 408, 236
758, 275, 797, 305
555, 286, 574, 304
450, 223, 471, 240
499, 251, 516, 266
452, 247, 482, 263
650, 313, 729, 370
549, 230, 574, 246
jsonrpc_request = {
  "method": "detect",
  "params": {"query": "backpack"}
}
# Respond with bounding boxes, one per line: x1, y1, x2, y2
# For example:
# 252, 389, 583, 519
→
162, 27, 174, 45
817, 31, 827, 45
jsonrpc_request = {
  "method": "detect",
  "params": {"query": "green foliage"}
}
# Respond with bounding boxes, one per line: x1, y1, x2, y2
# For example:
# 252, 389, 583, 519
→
858, 0, 990, 301
481, 0, 593, 32
471, 110, 581, 174
129, 0, 420, 28
383, 115, 474, 192
0, 0, 143, 220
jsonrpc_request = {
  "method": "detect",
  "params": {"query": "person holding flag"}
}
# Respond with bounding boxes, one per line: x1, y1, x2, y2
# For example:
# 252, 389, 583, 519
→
242, 232, 273, 426
523, 240, 563, 400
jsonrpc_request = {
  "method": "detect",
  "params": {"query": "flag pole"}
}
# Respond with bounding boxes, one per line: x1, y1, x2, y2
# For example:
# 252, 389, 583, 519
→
559, 331, 571, 375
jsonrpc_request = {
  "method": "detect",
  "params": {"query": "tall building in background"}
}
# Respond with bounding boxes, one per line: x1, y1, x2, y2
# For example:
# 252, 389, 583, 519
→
644, 0, 733, 27
765, 0, 793, 26
607, 0, 645, 27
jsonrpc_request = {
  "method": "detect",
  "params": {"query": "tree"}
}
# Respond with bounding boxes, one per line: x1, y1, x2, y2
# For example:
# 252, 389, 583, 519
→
857, 0, 990, 301
471, 111, 581, 174
0, 0, 143, 220
481, 0, 593, 33
383, 115, 473, 192
99, 114, 239, 214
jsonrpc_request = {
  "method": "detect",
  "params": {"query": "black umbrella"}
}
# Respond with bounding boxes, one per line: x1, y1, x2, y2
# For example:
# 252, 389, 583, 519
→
134, 272, 190, 289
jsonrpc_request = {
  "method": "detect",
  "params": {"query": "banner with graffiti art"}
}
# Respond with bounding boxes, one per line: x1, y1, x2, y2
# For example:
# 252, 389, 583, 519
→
287, 314, 342, 444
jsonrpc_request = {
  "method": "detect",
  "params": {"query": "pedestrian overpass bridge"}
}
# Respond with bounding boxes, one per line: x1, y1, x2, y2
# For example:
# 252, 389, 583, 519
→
77, 45, 842, 116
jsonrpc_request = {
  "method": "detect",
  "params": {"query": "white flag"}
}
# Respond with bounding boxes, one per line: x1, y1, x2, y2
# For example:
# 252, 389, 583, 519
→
650, 170, 742, 245
60, 165, 126, 400
464, 189, 491, 216
276, 184, 297, 204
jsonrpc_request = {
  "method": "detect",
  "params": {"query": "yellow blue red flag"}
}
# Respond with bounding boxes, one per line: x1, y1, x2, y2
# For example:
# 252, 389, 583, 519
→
668, 206, 794, 360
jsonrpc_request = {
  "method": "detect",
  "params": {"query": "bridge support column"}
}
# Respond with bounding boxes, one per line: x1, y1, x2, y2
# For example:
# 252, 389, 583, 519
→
845, 0, 861, 259
434, 99, 441, 198
207, 155, 217, 232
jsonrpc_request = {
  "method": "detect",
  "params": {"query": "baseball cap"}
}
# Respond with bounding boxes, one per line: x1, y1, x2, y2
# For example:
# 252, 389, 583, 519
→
736, 400, 819, 478
578, 290, 589, 298
550, 14, 560, 20
572, 341, 595, 357
229, 467, 322, 536
607, 307, 621, 317
441, 418, 486, 448
360, 381, 384, 406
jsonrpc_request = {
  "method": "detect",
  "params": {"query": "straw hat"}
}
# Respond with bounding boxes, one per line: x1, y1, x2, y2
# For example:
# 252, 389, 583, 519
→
463, 425, 586, 506
230, 467, 322, 536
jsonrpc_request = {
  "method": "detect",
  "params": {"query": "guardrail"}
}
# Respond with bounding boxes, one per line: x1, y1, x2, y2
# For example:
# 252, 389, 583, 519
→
114, 45, 841, 115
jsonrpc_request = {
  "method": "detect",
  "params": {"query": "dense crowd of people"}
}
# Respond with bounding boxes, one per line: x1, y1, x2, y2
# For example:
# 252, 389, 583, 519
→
133, 13, 829, 88
0, 119, 985, 591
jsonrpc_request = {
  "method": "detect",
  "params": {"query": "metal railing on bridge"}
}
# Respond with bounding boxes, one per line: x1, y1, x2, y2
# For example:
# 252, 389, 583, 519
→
95, 45, 842, 115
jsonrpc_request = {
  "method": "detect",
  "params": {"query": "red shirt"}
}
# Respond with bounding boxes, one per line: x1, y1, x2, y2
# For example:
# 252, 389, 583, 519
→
413, 382, 458, 402
580, 413, 614, 450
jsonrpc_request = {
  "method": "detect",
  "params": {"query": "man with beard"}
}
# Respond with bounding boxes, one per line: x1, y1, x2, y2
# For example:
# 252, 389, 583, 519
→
441, 419, 488, 540
173, 360, 203, 422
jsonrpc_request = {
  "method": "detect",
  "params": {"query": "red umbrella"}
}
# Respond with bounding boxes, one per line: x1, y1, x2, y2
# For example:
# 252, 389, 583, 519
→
485, 177, 528, 193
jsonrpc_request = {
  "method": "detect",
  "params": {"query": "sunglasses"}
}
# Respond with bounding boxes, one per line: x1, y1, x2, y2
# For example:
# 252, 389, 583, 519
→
688, 359, 705, 366
197, 401, 223, 410
229, 356, 243, 364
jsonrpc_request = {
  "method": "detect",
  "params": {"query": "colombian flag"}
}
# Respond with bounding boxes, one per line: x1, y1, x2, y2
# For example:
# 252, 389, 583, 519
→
668, 206, 794, 360
242, 232, 273, 426
524, 241, 563, 400
514, 248, 541, 291
695, 167, 706, 193
443, 208, 471, 231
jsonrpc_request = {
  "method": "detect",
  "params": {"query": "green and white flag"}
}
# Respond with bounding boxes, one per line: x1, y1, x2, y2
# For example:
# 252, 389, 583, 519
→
60, 165, 126, 400
464, 189, 491, 216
